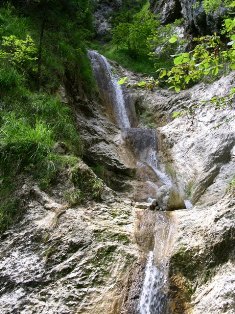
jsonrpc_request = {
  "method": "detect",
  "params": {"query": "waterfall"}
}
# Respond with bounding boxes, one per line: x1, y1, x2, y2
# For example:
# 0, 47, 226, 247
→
139, 213, 174, 314
89, 51, 178, 313
88, 50, 130, 129
145, 132, 172, 187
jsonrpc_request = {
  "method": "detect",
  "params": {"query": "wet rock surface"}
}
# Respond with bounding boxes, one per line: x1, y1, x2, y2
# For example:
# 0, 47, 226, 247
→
134, 72, 235, 313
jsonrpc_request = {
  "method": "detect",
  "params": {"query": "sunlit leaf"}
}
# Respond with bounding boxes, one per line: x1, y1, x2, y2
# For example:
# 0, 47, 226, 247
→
118, 77, 128, 85
169, 35, 178, 44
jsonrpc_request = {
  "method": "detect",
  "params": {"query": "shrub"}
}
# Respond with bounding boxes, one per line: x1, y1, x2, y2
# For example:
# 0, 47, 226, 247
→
0, 34, 37, 73
0, 198, 20, 233
158, 24, 235, 92
112, 4, 157, 57
0, 175, 22, 234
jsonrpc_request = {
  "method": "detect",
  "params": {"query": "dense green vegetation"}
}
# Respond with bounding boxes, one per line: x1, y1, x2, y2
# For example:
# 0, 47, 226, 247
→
0, 0, 95, 233
113, 1, 235, 91
93, 1, 157, 75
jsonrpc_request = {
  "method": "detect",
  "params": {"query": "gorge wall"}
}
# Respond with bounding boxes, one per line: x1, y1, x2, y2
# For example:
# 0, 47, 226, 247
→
0, 50, 234, 313
0, 1, 234, 313
150, 0, 226, 34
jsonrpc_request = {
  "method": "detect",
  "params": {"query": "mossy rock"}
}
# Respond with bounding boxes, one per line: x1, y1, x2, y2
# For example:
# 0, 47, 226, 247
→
70, 160, 104, 201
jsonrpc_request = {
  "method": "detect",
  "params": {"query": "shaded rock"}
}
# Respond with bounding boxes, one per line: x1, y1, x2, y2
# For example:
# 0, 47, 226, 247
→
150, 0, 227, 35
192, 262, 235, 314
150, 0, 182, 24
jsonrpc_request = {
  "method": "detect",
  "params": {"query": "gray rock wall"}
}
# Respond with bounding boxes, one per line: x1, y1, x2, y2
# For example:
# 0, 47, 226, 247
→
134, 71, 235, 313
150, 0, 227, 34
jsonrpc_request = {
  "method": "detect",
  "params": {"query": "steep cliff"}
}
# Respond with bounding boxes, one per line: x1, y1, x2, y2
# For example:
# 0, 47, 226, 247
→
150, 0, 227, 34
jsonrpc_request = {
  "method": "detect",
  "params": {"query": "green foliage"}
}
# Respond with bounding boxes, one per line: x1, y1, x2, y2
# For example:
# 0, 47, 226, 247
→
0, 4, 31, 38
112, 4, 157, 57
148, 19, 184, 61
27, 93, 82, 154
93, 42, 156, 74
0, 63, 23, 91
0, 34, 37, 73
111, 0, 147, 27
0, 1, 94, 92
118, 77, 128, 85
0, 1, 94, 233
159, 21, 235, 91
172, 111, 184, 119
169, 35, 178, 44
0, 114, 54, 171
64, 189, 84, 206
202, 0, 235, 13
0, 199, 20, 233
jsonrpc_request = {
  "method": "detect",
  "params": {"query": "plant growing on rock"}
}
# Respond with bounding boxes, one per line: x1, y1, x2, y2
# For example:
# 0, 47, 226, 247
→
203, 0, 235, 13
158, 17, 235, 92
228, 177, 235, 195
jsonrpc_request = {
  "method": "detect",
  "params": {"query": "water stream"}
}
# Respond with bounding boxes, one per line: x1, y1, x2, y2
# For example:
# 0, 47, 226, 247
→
88, 50, 130, 129
89, 51, 176, 313
139, 213, 174, 314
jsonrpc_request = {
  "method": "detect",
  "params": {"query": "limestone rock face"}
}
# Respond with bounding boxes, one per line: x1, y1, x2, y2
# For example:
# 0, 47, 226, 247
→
0, 56, 234, 314
67, 95, 137, 191
150, 0, 182, 24
150, 0, 226, 34
135, 71, 235, 313
92, 0, 122, 39
0, 188, 137, 314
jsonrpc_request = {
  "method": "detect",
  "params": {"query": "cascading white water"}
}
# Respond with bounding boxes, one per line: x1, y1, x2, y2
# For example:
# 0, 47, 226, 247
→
139, 213, 174, 314
88, 50, 130, 129
89, 51, 179, 314
145, 132, 172, 187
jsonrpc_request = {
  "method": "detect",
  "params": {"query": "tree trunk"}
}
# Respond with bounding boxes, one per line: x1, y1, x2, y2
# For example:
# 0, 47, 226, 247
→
37, 17, 46, 90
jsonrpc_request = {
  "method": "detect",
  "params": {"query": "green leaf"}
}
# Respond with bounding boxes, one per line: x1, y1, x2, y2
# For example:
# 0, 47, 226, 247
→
230, 87, 235, 94
185, 76, 191, 84
118, 77, 128, 85
175, 86, 181, 93
159, 69, 167, 78
231, 35, 235, 41
137, 81, 147, 87
174, 56, 183, 65
230, 64, 235, 70
169, 35, 178, 44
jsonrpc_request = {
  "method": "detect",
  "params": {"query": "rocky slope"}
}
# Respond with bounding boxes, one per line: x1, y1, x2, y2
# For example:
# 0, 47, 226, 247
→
0, 56, 234, 314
